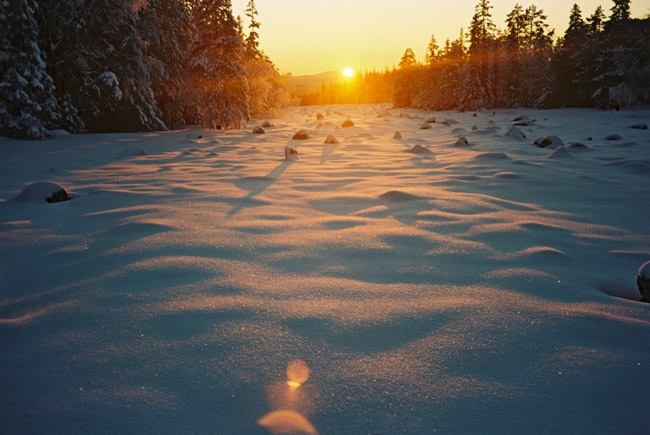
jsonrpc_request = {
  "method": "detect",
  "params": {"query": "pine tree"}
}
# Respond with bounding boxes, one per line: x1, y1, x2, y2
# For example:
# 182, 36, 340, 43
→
37, 0, 163, 133
424, 35, 439, 66
0, 0, 58, 139
190, 0, 249, 129
587, 6, 606, 34
138, 0, 194, 129
465, 0, 497, 109
610, 0, 631, 23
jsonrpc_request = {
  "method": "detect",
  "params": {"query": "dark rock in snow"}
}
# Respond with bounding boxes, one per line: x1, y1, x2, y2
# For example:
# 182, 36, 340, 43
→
252, 126, 265, 134
342, 119, 355, 128
261, 120, 272, 128
454, 137, 470, 147
605, 134, 622, 141
629, 123, 647, 130
393, 131, 403, 139
425, 117, 436, 123
419, 123, 431, 130
534, 135, 564, 148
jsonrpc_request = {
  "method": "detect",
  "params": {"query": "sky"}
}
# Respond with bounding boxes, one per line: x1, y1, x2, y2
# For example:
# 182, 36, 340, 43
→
231, 0, 650, 76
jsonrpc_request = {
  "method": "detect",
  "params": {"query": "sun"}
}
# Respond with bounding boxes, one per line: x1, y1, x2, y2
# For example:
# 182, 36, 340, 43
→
342, 67, 354, 78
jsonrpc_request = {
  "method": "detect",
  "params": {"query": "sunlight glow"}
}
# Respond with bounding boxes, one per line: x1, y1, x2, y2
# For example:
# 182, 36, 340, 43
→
342, 67, 354, 78
286, 360, 310, 388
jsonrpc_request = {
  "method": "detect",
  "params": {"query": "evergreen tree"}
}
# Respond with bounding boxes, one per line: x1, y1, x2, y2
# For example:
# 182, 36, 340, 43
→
587, 6, 606, 34
424, 34, 439, 66
37, 0, 163, 133
189, 0, 249, 129
610, 0, 631, 22
393, 48, 419, 108
465, 0, 497, 109
0, 0, 58, 139
138, 0, 194, 129
244, 0, 261, 58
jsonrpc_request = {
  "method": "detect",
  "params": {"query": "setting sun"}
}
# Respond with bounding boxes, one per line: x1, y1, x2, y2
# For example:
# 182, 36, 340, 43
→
342, 67, 354, 78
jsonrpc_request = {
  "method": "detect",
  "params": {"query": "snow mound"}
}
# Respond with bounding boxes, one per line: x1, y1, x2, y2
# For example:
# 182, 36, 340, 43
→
117, 147, 147, 157
393, 131, 402, 139
640, 261, 650, 278
13, 181, 72, 203
292, 129, 310, 140
506, 127, 526, 140
324, 134, 339, 144
546, 147, 572, 159
342, 119, 354, 128
407, 144, 431, 154
284, 145, 298, 161
454, 136, 470, 147
379, 190, 422, 201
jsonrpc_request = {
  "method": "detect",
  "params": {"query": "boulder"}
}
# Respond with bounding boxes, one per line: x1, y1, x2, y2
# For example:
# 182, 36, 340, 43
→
342, 119, 354, 128
605, 134, 622, 141
393, 131, 403, 139
407, 144, 431, 154
630, 123, 648, 130
252, 126, 265, 134
454, 137, 470, 147
534, 135, 564, 148
419, 123, 431, 130
261, 120, 272, 128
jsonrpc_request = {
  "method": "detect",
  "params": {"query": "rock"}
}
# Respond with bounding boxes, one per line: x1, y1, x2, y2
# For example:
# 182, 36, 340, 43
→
630, 123, 648, 130
513, 114, 533, 126
292, 129, 310, 140
638, 260, 650, 302
534, 135, 564, 148
284, 145, 298, 161
342, 119, 354, 128
407, 144, 431, 154
425, 117, 436, 123
316, 113, 324, 120
13, 181, 72, 203
393, 131, 402, 139
454, 136, 470, 147
471, 125, 478, 131
442, 119, 458, 125
505, 126, 526, 140
252, 126, 265, 134
605, 134, 622, 141
261, 120, 272, 128
324, 134, 339, 144
419, 123, 431, 130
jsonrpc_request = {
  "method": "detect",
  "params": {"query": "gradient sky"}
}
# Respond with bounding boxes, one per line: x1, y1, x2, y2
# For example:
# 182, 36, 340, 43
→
231, 0, 650, 76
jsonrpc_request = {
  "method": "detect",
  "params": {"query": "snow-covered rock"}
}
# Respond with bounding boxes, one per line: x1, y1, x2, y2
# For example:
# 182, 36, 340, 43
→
393, 131, 402, 139
13, 181, 72, 203
324, 134, 339, 144
252, 126, 265, 134
284, 145, 298, 161
454, 136, 470, 147
407, 144, 431, 154
534, 135, 564, 149
342, 119, 354, 128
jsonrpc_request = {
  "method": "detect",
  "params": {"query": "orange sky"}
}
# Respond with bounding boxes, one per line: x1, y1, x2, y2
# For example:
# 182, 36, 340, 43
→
232, 0, 650, 76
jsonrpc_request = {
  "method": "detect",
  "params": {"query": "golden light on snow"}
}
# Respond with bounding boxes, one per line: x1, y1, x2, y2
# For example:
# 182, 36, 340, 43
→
286, 360, 310, 388
257, 410, 318, 435
342, 67, 354, 77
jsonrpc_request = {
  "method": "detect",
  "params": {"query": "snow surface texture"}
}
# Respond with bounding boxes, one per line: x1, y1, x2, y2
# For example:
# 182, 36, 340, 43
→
1, 105, 649, 434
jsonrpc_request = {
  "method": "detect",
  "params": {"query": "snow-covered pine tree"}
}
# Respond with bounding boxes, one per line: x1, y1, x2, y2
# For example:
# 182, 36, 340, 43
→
0, 0, 59, 139
137, 0, 194, 129
189, 0, 249, 129
37, 0, 163, 132
464, 0, 497, 109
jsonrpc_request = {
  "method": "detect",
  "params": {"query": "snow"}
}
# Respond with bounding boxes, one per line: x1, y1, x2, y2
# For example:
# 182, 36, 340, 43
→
640, 261, 650, 279
1, 104, 649, 433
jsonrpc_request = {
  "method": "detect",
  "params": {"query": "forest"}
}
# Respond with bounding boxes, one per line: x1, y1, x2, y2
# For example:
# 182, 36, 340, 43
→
300, 0, 650, 112
0, 0, 295, 140
1, 0, 649, 140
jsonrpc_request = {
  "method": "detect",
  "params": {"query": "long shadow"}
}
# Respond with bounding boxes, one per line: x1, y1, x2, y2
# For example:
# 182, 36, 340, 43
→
228, 155, 295, 217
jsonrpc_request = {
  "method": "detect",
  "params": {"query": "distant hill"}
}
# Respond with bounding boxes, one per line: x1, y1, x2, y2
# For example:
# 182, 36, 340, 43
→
291, 71, 343, 95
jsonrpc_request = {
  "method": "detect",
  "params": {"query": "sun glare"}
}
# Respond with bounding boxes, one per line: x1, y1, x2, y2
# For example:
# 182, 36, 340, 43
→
342, 67, 354, 77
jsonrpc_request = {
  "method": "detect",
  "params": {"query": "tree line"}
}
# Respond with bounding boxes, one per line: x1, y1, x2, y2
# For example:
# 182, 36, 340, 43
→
298, 0, 649, 112
0, 0, 295, 140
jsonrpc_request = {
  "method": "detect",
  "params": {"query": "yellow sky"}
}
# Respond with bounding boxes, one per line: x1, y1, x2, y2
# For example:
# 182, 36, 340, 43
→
232, 0, 650, 76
